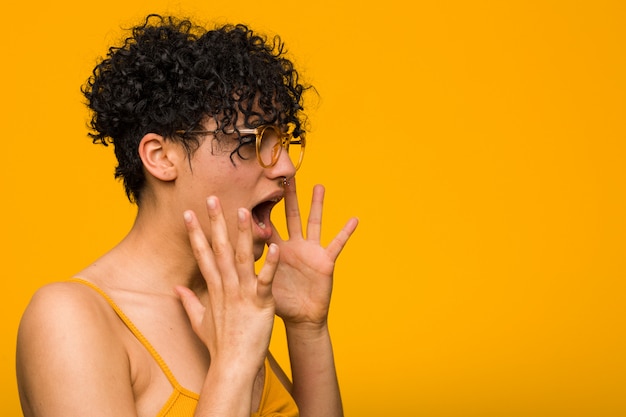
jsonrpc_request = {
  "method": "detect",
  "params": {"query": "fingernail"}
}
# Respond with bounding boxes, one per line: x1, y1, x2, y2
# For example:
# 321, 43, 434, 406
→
183, 211, 192, 223
238, 208, 246, 221
207, 196, 216, 209
268, 243, 278, 255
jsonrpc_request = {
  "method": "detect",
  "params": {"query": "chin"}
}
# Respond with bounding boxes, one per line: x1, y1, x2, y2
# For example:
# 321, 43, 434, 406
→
253, 243, 266, 261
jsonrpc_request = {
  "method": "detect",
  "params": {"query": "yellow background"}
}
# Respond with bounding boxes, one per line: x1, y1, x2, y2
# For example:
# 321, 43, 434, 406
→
2, 1, 625, 416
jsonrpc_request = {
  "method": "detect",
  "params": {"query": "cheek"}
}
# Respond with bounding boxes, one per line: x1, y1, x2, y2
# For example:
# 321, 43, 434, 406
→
236, 144, 257, 162
191, 201, 239, 250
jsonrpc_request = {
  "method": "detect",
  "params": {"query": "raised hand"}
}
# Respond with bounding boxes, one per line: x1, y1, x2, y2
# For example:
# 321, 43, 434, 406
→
175, 196, 279, 368
269, 179, 358, 328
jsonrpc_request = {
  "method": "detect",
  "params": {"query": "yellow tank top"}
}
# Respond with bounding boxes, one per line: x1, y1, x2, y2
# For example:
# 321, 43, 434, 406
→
70, 278, 299, 417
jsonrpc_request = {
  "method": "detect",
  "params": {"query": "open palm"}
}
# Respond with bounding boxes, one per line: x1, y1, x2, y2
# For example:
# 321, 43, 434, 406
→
268, 180, 358, 326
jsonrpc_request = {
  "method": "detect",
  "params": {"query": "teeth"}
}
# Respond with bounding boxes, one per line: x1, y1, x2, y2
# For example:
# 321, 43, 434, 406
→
258, 221, 266, 228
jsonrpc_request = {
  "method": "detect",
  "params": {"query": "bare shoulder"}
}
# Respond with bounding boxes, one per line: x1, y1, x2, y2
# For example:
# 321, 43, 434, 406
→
17, 281, 119, 348
17, 281, 137, 417
21, 281, 101, 320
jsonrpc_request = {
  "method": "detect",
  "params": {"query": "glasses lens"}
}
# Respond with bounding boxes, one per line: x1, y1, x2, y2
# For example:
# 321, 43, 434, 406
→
287, 137, 303, 170
258, 125, 304, 169
258, 126, 281, 167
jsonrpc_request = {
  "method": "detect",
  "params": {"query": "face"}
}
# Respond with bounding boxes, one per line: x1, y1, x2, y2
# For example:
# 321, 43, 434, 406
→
175, 120, 297, 259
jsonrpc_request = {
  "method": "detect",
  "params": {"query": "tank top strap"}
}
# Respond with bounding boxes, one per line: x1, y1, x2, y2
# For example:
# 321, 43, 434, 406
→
68, 278, 184, 391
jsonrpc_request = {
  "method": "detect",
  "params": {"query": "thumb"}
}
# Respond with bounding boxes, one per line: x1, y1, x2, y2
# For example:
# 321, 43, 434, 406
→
174, 285, 206, 333
257, 243, 279, 300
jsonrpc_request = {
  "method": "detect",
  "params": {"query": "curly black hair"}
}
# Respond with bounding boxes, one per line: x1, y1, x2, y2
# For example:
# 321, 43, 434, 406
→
82, 14, 309, 203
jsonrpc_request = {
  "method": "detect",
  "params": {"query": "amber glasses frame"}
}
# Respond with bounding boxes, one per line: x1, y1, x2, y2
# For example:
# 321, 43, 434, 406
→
176, 124, 306, 171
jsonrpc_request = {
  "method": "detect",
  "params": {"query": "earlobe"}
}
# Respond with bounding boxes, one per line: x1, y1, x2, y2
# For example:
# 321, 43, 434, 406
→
138, 133, 179, 181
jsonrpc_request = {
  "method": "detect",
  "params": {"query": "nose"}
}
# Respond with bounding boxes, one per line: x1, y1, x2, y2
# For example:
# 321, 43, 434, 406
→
267, 147, 297, 179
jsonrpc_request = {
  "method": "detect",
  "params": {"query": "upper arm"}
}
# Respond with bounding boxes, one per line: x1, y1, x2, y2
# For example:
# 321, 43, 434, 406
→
16, 283, 139, 417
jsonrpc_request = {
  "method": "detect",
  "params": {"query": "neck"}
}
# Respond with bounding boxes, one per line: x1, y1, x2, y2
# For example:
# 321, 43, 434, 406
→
79, 201, 206, 296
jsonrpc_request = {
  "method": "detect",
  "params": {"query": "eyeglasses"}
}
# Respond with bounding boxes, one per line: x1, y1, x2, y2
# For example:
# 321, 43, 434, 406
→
177, 124, 306, 171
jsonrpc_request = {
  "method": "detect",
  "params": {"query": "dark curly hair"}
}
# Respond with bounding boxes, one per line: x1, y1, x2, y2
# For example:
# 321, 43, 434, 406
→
82, 14, 309, 203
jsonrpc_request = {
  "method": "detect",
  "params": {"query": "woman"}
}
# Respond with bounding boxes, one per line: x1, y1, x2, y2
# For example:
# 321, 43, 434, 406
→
16, 14, 357, 417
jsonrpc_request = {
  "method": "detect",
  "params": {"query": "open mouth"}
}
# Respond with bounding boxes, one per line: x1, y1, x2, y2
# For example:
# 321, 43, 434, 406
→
251, 197, 282, 235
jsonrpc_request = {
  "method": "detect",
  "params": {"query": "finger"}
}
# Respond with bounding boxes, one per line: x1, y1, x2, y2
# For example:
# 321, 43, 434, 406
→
205, 196, 236, 286
267, 219, 285, 247
326, 217, 359, 261
306, 184, 325, 242
283, 176, 303, 238
257, 243, 279, 300
174, 285, 208, 336
183, 209, 221, 290
235, 208, 257, 285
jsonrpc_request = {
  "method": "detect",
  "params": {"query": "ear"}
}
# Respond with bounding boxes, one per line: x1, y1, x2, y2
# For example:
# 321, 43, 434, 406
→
138, 133, 181, 182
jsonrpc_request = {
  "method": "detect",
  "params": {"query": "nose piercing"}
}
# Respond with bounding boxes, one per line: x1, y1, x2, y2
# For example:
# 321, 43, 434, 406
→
282, 177, 290, 187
